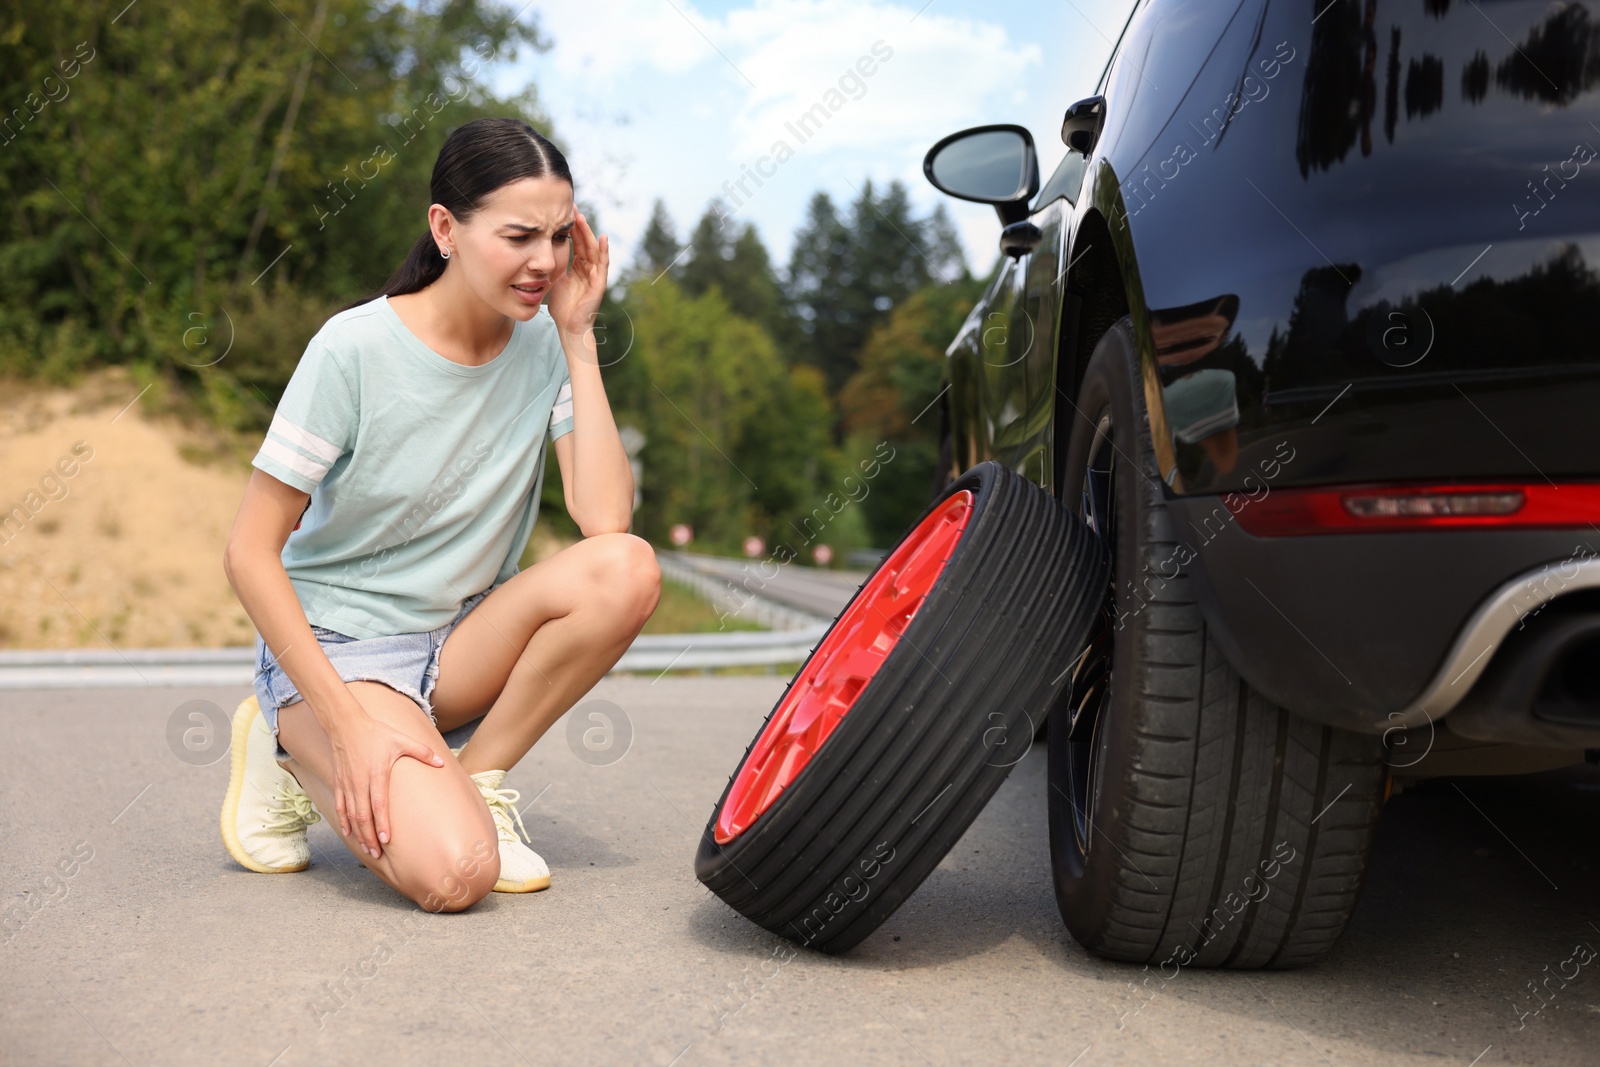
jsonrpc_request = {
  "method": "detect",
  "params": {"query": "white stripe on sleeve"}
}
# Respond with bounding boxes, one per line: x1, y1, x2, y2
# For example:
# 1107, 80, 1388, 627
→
267, 411, 343, 463
257, 435, 332, 485
550, 381, 573, 425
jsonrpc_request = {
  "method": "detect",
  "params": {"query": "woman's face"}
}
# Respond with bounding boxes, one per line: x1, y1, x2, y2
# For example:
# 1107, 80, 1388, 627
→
442, 176, 574, 320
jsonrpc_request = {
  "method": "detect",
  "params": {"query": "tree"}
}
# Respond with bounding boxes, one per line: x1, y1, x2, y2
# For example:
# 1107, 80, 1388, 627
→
786, 191, 856, 391
0, 0, 549, 421
738, 362, 836, 545
786, 179, 968, 396
679, 205, 788, 345
839, 276, 985, 544
923, 203, 967, 284
679, 207, 731, 297
624, 277, 783, 548
632, 198, 682, 281
615, 271, 879, 559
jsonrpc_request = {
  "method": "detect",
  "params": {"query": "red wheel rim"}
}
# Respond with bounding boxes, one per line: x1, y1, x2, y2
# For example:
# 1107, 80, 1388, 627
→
713, 490, 975, 845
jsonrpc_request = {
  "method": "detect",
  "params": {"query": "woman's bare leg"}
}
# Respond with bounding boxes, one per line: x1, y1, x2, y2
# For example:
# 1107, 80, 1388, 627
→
429, 532, 661, 775
276, 680, 500, 912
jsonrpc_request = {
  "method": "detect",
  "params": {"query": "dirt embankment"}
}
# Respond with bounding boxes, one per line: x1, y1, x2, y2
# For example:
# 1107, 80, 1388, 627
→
0, 369, 570, 649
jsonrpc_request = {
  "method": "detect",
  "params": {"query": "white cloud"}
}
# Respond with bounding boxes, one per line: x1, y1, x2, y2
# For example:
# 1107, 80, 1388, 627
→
515, 0, 1092, 274
719, 1, 1038, 160
534, 0, 719, 79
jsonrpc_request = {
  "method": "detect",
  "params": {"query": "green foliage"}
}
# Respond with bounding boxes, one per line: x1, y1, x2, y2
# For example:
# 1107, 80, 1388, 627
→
632, 198, 682, 281
3, 2, 989, 561
642, 577, 766, 635
622, 276, 824, 552
786, 181, 967, 393
839, 278, 986, 544
0, 0, 549, 421
678, 207, 788, 342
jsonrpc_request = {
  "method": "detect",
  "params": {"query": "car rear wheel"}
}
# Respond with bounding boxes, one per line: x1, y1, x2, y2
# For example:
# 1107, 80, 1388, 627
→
698, 459, 1108, 953
1048, 318, 1387, 969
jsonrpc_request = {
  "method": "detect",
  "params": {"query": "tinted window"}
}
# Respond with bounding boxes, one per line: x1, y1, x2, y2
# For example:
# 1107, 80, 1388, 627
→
1036, 151, 1087, 206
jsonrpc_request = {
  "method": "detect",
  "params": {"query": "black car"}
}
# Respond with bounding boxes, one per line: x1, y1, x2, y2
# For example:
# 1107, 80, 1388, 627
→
923, 0, 1600, 963
697, 0, 1600, 968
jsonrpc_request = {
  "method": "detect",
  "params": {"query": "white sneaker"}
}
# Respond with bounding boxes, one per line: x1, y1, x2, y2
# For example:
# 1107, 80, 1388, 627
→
468, 769, 551, 892
220, 695, 321, 873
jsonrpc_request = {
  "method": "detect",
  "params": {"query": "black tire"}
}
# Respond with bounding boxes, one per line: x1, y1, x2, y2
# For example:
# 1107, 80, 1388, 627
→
1048, 318, 1387, 969
697, 460, 1109, 954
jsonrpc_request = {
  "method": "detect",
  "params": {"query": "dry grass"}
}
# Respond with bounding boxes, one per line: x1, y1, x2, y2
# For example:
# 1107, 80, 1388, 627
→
642, 576, 766, 635
0, 367, 732, 649
0, 367, 259, 648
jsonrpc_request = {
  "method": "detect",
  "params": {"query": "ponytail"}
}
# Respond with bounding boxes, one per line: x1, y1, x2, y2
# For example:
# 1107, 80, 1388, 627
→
338, 118, 573, 314
339, 233, 448, 313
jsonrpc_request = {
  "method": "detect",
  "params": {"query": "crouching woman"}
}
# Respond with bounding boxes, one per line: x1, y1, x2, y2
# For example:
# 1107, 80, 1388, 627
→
219, 118, 660, 911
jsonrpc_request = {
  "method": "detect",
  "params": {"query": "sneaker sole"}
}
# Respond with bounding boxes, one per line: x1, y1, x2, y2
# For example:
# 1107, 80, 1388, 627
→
220, 695, 309, 875
493, 873, 551, 893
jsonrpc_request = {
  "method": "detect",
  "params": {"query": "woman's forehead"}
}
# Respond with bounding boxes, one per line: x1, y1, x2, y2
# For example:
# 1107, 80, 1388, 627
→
482, 177, 572, 223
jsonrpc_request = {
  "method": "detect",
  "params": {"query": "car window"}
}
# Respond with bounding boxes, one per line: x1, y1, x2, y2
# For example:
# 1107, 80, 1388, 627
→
1036, 150, 1087, 206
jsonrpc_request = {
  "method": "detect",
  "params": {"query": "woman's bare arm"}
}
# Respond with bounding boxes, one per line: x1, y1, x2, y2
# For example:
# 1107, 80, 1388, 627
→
547, 209, 634, 536
549, 365, 634, 536
222, 468, 444, 860
222, 469, 367, 734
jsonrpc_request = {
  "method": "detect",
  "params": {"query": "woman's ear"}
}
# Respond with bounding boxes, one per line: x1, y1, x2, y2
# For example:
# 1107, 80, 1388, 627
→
428, 204, 456, 247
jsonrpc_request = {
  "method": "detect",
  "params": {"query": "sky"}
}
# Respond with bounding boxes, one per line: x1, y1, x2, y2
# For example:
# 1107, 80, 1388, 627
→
487, 0, 1140, 280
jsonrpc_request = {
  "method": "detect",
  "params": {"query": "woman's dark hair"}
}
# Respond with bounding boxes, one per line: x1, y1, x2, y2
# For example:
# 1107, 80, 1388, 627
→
340, 118, 572, 312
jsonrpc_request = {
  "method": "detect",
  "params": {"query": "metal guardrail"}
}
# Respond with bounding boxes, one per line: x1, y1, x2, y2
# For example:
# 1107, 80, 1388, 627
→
0, 550, 850, 689
655, 553, 838, 630
0, 649, 256, 689
619, 625, 829, 671
0, 626, 831, 689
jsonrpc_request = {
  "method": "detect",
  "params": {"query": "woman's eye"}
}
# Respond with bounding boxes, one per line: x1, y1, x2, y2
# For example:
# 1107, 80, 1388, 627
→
554, 234, 570, 244
509, 236, 530, 244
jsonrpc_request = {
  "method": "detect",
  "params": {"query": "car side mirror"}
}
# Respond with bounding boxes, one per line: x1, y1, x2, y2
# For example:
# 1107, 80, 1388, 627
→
922, 124, 1040, 226
1061, 96, 1105, 157
999, 221, 1042, 260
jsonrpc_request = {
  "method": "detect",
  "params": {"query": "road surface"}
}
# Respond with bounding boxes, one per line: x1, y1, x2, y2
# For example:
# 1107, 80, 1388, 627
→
4, 676, 1599, 1065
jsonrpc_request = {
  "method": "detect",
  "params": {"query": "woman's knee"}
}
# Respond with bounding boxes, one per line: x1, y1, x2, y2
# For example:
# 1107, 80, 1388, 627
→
379, 758, 500, 911
394, 827, 500, 912
588, 532, 661, 623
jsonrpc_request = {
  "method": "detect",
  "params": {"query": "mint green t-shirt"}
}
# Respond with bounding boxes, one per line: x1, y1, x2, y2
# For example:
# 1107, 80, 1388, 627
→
250, 294, 574, 638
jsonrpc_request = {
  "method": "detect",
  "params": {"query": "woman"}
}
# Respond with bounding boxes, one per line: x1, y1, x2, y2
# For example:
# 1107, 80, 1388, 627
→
220, 118, 661, 913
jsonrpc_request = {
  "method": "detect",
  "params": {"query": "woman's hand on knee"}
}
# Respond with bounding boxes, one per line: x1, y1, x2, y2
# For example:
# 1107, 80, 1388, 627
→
326, 713, 446, 860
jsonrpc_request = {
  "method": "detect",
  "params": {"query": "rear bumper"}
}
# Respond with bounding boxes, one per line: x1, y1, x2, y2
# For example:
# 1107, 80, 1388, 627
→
1165, 494, 1600, 737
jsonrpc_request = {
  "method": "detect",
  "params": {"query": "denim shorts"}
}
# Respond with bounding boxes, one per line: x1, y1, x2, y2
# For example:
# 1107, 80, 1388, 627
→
253, 586, 495, 761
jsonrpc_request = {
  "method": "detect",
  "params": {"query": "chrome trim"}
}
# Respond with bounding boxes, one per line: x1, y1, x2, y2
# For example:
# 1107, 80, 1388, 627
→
1383, 556, 1600, 730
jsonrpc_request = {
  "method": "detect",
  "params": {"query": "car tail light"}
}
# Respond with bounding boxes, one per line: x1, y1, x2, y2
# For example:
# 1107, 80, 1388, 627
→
1234, 483, 1600, 536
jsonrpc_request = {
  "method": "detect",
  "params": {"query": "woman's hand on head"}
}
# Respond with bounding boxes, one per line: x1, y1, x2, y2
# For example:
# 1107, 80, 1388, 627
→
325, 710, 446, 861
546, 209, 609, 344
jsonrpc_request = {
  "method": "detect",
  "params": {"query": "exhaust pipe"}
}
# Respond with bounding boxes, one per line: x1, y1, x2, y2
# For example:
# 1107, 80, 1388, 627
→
1447, 607, 1600, 745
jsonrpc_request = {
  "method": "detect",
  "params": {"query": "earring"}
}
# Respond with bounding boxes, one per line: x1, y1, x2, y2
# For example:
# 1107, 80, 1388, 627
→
440, 247, 452, 259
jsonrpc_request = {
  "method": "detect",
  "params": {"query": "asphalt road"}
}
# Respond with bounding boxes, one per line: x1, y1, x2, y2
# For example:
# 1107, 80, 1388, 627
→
5, 676, 1600, 1066
663, 552, 871, 621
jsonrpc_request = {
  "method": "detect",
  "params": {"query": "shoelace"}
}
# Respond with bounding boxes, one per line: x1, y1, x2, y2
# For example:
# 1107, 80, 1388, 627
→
477, 781, 531, 845
260, 782, 321, 833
